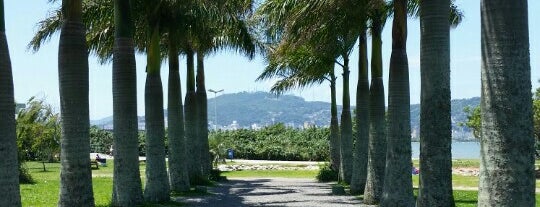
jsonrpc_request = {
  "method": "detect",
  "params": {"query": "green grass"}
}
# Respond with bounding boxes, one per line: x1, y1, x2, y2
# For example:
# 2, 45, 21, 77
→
21, 162, 115, 206
412, 174, 540, 189
20, 161, 178, 207
221, 170, 318, 178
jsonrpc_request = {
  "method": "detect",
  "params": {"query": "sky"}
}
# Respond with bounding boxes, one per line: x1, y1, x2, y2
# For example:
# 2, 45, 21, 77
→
4, 1, 540, 120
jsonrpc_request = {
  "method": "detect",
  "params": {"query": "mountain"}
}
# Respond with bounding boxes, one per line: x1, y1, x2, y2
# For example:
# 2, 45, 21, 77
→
207, 91, 340, 128
91, 91, 480, 140
410, 97, 480, 141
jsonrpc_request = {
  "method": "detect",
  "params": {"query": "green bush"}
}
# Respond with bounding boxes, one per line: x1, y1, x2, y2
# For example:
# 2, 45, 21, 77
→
19, 164, 34, 184
209, 169, 227, 182
209, 123, 330, 161
316, 163, 338, 182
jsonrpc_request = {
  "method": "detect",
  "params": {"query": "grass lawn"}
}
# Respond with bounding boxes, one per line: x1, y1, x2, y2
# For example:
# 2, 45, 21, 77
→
20, 161, 182, 207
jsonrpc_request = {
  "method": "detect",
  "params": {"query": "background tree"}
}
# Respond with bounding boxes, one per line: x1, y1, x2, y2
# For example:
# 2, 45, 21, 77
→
0, 0, 22, 203
16, 97, 61, 164
254, 0, 341, 172
479, 2, 534, 205
89, 126, 113, 154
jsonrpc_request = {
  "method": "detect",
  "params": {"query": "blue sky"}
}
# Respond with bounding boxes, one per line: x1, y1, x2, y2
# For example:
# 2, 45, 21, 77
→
4, 1, 540, 120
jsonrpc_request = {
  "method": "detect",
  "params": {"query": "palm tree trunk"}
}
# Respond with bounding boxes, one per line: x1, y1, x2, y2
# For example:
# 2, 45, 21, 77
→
363, 16, 386, 205
196, 52, 211, 177
184, 48, 201, 183
57, 1, 94, 206
478, 1, 534, 206
339, 56, 353, 184
350, 27, 369, 195
417, 1, 454, 206
380, 1, 414, 206
167, 34, 190, 192
0, 1, 21, 204
143, 25, 170, 203
111, 0, 144, 205
329, 69, 340, 172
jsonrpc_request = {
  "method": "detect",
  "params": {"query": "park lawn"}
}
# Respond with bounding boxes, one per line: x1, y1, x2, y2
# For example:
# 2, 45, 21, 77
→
221, 169, 318, 178
20, 161, 152, 207
412, 159, 540, 168
412, 174, 540, 189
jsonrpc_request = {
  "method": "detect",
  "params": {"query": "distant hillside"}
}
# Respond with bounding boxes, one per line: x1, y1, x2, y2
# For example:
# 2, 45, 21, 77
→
410, 97, 480, 141
207, 91, 340, 128
91, 91, 480, 140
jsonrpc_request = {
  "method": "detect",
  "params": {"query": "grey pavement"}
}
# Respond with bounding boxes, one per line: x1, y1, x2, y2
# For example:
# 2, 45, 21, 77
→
175, 178, 372, 207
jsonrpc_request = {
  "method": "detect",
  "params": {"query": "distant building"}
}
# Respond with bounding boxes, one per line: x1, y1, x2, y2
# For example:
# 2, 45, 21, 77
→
230, 120, 239, 130
251, 123, 261, 130
303, 121, 315, 129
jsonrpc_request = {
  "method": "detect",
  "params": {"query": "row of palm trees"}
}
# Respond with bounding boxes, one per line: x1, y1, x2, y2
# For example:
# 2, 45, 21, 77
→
0, 0, 535, 206
4, 0, 256, 206
254, 0, 534, 206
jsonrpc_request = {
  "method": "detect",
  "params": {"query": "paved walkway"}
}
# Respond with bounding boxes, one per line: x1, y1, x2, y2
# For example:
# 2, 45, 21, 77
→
176, 178, 370, 207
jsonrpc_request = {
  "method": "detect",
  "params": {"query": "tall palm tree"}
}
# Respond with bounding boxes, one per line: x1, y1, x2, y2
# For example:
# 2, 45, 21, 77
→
188, 0, 256, 179
417, 0, 452, 206
350, 0, 370, 194
416, 0, 463, 206
142, 0, 170, 202
254, 0, 340, 172
380, 0, 414, 206
57, 0, 95, 206
478, 1, 534, 206
111, 0, 144, 205
363, 1, 388, 204
0, 1, 22, 206
184, 46, 200, 183
162, 0, 191, 192
195, 52, 210, 176
166, 29, 191, 192
255, 0, 362, 184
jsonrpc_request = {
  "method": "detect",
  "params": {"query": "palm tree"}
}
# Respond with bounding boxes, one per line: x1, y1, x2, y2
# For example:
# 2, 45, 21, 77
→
478, 1, 534, 206
254, 0, 340, 172
0, 1, 22, 206
142, 0, 170, 202
161, 0, 191, 192
363, 1, 388, 204
188, 0, 256, 179
195, 52, 210, 176
166, 30, 191, 192
57, 0, 95, 206
350, 0, 370, 194
417, 0, 452, 206
111, 0, 144, 205
416, 0, 462, 206
379, 0, 414, 206
184, 46, 200, 183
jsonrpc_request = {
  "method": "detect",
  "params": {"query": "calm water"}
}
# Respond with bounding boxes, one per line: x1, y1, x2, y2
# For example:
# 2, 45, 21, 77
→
411, 141, 480, 159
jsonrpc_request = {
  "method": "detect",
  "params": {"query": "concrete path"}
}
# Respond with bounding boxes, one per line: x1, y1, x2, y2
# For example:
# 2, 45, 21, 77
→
176, 178, 371, 207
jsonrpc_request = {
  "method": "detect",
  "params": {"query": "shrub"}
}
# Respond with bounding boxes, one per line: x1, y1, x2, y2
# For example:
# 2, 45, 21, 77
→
19, 164, 34, 184
209, 124, 330, 161
316, 163, 338, 182
209, 169, 227, 182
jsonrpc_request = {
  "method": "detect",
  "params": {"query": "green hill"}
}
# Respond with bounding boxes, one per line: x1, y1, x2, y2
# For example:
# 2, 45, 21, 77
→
91, 91, 480, 140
